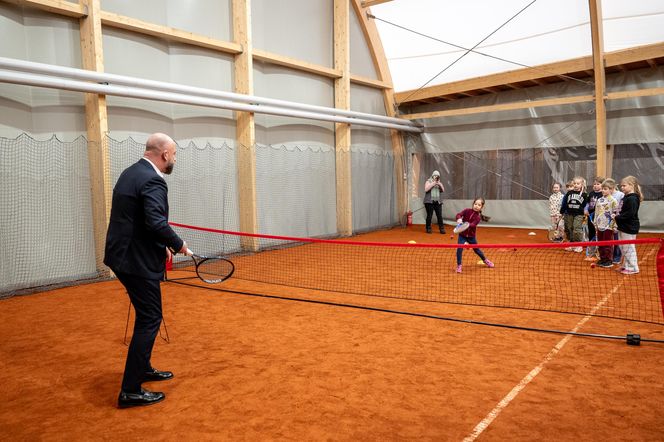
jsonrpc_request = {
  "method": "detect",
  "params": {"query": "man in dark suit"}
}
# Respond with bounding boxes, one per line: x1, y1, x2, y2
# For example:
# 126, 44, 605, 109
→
105, 133, 190, 408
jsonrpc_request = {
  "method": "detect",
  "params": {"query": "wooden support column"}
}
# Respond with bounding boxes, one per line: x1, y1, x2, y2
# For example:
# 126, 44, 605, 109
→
334, 0, 352, 236
352, 0, 407, 224
605, 144, 613, 179
79, 0, 110, 275
589, 0, 608, 177
233, 0, 258, 249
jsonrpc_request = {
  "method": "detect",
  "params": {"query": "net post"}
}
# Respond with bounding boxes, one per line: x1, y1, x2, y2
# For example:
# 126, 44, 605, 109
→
657, 239, 664, 321
166, 253, 173, 271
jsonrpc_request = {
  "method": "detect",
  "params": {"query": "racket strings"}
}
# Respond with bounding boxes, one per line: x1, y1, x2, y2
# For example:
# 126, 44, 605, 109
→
196, 258, 234, 283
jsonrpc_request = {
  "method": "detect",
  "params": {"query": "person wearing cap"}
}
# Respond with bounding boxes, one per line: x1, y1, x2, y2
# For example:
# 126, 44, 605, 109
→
423, 170, 445, 234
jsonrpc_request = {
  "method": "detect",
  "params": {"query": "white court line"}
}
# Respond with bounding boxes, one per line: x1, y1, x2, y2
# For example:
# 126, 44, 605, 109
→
463, 277, 630, 442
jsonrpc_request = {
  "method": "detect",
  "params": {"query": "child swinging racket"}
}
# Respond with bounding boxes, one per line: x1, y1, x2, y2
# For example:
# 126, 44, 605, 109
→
454, 198, 494, 273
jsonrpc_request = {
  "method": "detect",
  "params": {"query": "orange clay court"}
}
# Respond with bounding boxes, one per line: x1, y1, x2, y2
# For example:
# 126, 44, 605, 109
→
1, 226, 663, 441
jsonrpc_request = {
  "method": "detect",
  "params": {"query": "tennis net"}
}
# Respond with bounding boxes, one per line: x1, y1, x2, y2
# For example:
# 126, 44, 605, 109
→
169, 222, 664, 325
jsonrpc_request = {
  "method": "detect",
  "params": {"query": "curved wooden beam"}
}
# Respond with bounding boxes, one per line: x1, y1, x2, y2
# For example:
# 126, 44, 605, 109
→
589, 0, 608, 178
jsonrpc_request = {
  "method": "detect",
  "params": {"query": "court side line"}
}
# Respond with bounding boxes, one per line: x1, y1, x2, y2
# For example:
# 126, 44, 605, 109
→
463, 276, 629, 442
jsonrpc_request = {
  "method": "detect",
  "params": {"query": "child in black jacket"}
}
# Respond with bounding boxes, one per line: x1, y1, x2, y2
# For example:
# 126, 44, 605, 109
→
561, 176, 588, 253
613, 175, 643, 275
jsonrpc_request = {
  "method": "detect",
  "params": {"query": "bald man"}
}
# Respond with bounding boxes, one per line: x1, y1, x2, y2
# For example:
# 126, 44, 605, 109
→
104, 133, 190, 408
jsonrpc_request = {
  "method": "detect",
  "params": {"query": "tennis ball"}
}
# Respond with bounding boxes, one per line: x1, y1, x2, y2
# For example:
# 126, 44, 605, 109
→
477, 260, 485, 265
407, 240, 417, 244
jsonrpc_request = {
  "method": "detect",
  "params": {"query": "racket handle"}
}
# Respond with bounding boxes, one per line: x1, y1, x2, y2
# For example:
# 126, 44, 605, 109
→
186, 248, 194, 256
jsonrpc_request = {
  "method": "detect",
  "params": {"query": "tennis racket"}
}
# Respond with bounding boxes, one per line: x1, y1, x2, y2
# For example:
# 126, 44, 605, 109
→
547, 217, 564, 242
453, 222, 470, 234
585, 213, 597, 258
595, 210, 612, 232
190, 254, 235, 284
582, 215, 589, 242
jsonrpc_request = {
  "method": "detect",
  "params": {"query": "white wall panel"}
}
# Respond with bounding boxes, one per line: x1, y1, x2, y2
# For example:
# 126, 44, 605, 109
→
252, 0, 333, 67
166, 0, 231, 41
0, 3, 84, 139
103, 28, 235, 122
349, 4, 378, 80
0, 3, 28, 60
101, 0, 168, 27
0, 3, 31, 108
102, 28, 171, 81
253, 61, 335, 137
101, 0, 231, 41
350, 87, 390, 152
350, 83, 386, 116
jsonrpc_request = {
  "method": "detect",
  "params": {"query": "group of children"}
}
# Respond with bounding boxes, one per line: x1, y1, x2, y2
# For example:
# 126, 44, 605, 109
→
548, 175, 643, 274
452, 175, 643, 275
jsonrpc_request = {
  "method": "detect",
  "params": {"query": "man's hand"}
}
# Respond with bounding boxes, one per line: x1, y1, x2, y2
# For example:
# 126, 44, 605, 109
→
178, 241, 193, 256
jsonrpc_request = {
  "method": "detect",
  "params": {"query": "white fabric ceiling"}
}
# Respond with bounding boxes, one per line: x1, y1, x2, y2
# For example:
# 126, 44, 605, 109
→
371, 0, 664, 92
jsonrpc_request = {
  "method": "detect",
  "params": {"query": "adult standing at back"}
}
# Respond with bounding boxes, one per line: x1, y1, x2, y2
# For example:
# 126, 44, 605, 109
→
104, 133, 190, 408
423, 170, 445, 234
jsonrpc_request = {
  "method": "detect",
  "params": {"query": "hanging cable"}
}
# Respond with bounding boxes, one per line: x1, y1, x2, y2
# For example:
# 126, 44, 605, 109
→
370, 0, 560, 105
401, 0, 539, 103
370, 14, 594, 92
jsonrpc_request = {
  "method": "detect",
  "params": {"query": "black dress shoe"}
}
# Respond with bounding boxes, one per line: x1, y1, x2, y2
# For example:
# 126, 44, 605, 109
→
144, 368, 174, 382
118, 389, 165, 409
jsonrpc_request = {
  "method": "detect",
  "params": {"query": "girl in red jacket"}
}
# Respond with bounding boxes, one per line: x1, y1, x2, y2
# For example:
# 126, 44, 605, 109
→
455, 197, 494, 273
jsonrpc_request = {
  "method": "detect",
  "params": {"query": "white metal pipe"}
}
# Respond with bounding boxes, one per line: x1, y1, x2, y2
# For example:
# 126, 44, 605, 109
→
0, 56, 421, 131
0, 70, 423, 133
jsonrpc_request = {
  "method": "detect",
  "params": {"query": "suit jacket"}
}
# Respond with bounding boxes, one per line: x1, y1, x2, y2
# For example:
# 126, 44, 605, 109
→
104, 159, 184, 280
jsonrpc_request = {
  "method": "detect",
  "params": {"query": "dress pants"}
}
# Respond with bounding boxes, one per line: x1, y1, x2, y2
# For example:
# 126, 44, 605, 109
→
115, 271, 163, 392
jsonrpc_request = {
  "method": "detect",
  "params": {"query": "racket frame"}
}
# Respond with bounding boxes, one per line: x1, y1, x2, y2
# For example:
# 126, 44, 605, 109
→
453, 222, 470, 234
192, 254, 235, 284
547, 216, 564, 242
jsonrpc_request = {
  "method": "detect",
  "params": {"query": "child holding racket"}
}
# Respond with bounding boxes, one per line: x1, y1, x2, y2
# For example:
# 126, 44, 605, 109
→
561, 176, 588, 253
594, 180, 618, 268
604, 178, 625, 265
584, 176, 604, 258
455, 197, 494, 273
613, 176, 642, 275
559, 180, 574, 242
